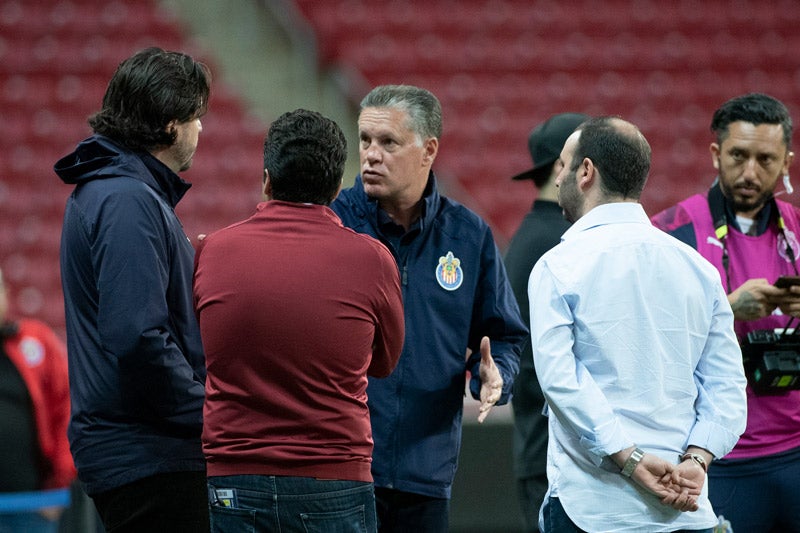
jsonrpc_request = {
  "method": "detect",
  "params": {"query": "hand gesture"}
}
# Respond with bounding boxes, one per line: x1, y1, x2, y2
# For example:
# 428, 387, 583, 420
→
477, 336, 503, 423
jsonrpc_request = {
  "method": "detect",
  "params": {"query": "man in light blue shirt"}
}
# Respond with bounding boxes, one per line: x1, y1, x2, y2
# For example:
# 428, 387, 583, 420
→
529, 117, 747, 533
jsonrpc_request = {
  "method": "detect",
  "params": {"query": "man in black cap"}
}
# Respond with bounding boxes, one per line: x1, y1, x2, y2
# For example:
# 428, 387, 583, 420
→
503, 112, 588, 532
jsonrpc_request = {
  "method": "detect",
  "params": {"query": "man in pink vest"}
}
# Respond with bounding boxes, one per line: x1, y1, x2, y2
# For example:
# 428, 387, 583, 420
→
652, 93, 800, 532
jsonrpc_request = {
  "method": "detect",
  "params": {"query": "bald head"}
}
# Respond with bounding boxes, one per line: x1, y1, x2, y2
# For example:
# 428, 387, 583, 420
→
569, 116, 651, 200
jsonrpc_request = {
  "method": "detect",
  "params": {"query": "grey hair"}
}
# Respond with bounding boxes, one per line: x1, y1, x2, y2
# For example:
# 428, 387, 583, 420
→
360, 85, 442, 140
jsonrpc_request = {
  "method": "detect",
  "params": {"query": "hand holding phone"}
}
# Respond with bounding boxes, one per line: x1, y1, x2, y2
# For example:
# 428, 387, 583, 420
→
775, 276, 800, 289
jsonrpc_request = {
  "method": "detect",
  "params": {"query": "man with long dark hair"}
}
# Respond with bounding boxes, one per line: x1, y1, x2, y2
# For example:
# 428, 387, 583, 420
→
54, 47, 211, 532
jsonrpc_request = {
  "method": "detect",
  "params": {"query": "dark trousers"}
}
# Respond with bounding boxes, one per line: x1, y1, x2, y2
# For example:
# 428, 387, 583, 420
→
374, 487, 449, 533
708, 445, 800, 533
92, 471, 208, 533
516, 475, 548, 533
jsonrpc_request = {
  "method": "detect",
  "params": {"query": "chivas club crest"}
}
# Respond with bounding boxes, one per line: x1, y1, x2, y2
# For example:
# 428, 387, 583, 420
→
436, 251, 463, 291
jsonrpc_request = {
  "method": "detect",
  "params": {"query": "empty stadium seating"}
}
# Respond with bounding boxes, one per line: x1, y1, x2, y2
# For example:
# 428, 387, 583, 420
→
4, 0, 800, 338
0, 0, 265, 336
293, 0, 800, 244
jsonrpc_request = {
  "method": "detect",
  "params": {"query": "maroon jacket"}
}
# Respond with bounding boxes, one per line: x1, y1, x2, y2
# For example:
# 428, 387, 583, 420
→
194, 201, 404, 482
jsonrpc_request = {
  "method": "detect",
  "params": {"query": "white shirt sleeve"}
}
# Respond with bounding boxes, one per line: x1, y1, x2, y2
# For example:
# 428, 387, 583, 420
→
528, 259, 633, 465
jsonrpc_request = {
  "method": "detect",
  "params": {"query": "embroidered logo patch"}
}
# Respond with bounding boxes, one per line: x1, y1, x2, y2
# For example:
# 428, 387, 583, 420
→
436, 251, 463, 291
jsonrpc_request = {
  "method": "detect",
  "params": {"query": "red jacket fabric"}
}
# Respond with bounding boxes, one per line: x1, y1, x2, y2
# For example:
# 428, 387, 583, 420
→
195, 201, 404, 482
3, 319, 75, 489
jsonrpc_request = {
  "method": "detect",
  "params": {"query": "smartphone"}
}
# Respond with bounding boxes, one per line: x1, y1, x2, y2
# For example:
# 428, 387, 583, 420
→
774, 275, 800, 288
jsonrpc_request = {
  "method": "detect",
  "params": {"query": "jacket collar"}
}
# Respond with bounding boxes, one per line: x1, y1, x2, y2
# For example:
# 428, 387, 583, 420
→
55, 134, 191, 208
354, 171, 441, 231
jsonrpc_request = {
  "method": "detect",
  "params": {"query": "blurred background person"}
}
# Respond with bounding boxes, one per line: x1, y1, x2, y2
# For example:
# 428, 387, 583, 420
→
652, 92, 800, 533
195, 108, 405, 532
55, 47, 211, 532
0, 266, 74, 533
504, 112, 588, 533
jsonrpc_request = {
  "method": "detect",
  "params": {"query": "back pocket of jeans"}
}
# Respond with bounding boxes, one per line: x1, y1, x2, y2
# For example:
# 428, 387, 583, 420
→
210, 504, 257, 533
300, 504, 366, 533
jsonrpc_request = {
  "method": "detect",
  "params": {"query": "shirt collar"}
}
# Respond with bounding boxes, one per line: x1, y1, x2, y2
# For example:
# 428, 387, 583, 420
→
562, 202, 649, 242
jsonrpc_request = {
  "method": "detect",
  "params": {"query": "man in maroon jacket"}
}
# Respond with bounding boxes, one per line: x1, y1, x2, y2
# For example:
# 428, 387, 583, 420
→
194, 109, 405, 533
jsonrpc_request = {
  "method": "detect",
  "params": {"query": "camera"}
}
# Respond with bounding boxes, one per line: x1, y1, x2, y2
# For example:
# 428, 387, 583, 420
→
741, 329, 800, 394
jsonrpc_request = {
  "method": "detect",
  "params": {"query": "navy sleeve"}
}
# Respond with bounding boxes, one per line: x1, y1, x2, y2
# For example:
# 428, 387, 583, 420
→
466, 225, 528, 404
94, 187, 204, 431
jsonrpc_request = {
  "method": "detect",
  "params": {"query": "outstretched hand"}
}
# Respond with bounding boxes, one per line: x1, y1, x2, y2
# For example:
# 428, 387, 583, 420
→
477, 336, 503, 423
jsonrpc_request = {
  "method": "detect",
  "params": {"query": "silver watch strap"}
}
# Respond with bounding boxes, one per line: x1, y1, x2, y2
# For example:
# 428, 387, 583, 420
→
620, 447, 645, 477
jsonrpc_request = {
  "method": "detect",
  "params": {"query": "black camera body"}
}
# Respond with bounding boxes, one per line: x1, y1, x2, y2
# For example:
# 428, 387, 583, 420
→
741, 329, 800, 394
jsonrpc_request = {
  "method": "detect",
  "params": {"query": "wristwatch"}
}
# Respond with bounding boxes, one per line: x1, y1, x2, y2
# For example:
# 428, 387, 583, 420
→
620, 447, 645, 477
680, 452, 708, 473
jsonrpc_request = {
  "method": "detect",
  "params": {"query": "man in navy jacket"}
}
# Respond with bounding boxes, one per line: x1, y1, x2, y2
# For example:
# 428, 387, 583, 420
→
55, 47, 211, 532
332, 84, 527, 532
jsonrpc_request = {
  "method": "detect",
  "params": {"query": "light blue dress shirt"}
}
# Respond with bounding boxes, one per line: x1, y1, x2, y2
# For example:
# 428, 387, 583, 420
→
528, 203, 747, 532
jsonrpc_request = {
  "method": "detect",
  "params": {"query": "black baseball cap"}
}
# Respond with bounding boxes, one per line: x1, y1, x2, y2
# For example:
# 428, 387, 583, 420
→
511, 112, 590, 181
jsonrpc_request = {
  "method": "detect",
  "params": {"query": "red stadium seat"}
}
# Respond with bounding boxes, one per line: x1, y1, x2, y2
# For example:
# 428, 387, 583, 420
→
0, 0, 267, 334
290, 0, 800, 245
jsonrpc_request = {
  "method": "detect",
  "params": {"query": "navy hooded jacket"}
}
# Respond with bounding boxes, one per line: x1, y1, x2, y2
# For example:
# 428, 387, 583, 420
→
55, 135, 205, 495
332, 174, 527, 498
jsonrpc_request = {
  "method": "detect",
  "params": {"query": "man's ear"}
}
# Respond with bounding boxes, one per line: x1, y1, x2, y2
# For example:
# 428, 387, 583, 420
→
783, 150, 794, 175
330, 178, 343, 203
710, 143, 721, 171
262, 169, 271, 200
422, 137, 439, 166
577, 158, 595, 191
166, 119, 178, 136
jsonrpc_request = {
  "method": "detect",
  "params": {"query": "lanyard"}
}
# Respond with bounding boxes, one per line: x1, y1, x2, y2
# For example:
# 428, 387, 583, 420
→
707, 183, 799, 293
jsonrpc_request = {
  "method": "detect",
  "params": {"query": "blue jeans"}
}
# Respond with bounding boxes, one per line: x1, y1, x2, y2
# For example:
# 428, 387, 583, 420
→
542, 497, 713, 533
208, 475, 376, 533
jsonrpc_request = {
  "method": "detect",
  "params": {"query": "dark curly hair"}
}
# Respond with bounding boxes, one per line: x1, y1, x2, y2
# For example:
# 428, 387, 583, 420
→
711, 93, 792, 148
263, 109, 347, 205
88, 47, 211, 151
